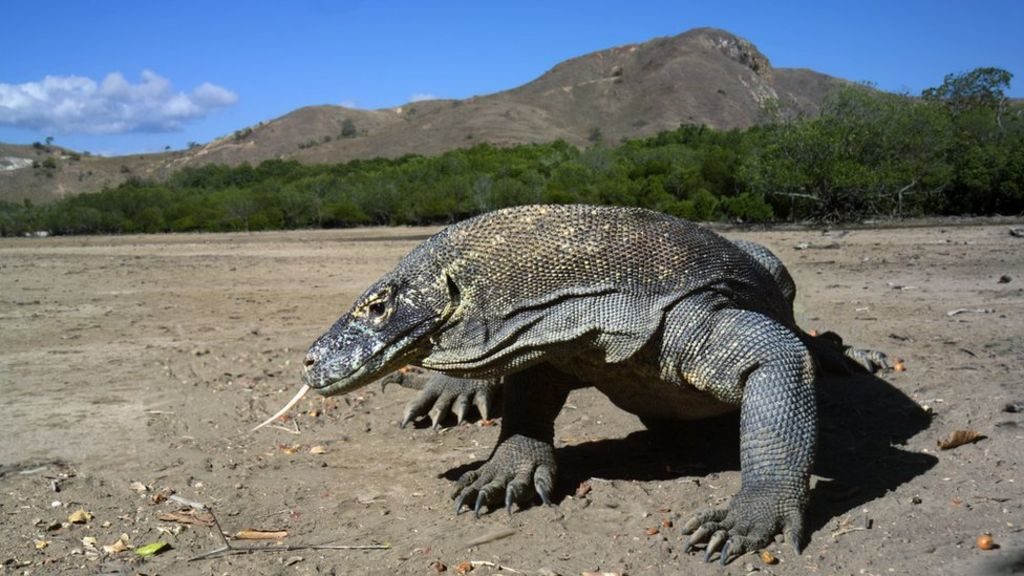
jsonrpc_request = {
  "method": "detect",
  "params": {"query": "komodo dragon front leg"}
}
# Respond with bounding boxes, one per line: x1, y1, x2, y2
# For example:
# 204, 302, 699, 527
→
450, 364, 577, 516
669, 308, 817, 563
443, 309, 816, 564
382, 367, 501, 428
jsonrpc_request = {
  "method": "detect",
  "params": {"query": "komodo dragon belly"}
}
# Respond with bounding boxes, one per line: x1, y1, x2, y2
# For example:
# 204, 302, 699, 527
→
569, 357, 737, 421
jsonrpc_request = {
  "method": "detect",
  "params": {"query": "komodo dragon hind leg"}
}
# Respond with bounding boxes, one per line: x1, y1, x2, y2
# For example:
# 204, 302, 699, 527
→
676, 310, 816, 565
451, 364, 576, 516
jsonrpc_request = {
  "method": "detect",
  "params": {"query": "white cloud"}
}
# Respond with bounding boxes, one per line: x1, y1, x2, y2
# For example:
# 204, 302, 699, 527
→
409, 92, 438, 102
0, 70, 237, 134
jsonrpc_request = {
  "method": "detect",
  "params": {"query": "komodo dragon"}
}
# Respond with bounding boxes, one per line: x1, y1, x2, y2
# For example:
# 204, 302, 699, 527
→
300, 204, 882, 564
387, 237, 887, 429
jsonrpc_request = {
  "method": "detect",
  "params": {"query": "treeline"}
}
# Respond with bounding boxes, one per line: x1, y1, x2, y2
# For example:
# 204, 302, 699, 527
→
1, 68, 1021, 236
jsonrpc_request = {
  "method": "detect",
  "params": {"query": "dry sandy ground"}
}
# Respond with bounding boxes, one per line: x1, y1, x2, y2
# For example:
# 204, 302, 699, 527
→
1, 221, 1022, 576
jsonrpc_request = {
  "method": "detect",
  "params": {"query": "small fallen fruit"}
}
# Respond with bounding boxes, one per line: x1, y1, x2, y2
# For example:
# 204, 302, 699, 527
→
977, 534, 996, 550
893, 359, 906, 372
760, 550, 778, 565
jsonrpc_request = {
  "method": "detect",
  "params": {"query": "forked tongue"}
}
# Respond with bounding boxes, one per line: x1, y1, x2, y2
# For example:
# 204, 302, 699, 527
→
251, 384, 311, 432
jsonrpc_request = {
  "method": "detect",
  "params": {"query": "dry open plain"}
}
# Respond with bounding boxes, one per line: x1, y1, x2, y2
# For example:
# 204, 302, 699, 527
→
1, 220, 1022, 575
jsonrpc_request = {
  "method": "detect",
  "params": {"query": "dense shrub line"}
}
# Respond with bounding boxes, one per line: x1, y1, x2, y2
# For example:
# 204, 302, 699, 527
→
2, 70, 1021, 236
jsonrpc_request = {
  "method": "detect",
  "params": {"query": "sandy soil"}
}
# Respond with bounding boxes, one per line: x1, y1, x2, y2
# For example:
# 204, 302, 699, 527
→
1, 222, 1022, 576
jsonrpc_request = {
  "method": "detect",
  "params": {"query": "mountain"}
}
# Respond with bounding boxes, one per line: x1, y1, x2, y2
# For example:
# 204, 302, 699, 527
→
1, 28, 847, 203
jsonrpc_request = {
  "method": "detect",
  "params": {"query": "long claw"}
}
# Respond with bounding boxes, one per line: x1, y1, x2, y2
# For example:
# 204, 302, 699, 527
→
428, 408, 443, 429
704, 530, 725, 563
474, 491, 487, 518
685, 525, 711, 553
534, 465, 554, 507
719, 539, 732, 566
400, 409, 415, 429
454, 490, 473, 515
453, 396, 470, 425
473, 393, 491, 420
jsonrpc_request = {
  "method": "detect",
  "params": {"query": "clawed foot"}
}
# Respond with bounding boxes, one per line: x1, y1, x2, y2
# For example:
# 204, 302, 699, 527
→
844, 347, 892, 373
451, 434, 555, 517
392, 373, 501, 428
814, 330, 893, 374
682, 492, 803, 565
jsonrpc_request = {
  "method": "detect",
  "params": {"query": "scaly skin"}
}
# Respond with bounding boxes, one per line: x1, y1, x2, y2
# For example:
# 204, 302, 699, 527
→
381, 366, 501, 428
390, 239, 889, 428
302, 205, 858, 564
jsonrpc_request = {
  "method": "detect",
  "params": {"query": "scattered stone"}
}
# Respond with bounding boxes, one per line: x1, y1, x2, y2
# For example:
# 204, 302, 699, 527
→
68, 509, 92, 524
1003, 401, 1024, 413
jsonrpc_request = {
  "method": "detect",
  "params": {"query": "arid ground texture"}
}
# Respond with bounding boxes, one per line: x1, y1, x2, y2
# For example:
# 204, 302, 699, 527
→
1, 222, 1022, 575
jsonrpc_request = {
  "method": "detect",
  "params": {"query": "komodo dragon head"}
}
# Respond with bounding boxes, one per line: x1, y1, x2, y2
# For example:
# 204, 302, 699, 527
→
301, 241, 460, 397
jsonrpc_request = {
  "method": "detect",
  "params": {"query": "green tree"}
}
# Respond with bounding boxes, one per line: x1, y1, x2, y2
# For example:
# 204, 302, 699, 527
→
341, 118, 357, 138
922, 67, 1013, 116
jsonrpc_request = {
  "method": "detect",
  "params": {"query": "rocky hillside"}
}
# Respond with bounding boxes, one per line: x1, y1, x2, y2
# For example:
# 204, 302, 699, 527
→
1, 28, 846, 203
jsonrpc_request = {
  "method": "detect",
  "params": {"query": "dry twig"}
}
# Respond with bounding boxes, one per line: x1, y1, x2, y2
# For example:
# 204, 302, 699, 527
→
179, 495, 389, 561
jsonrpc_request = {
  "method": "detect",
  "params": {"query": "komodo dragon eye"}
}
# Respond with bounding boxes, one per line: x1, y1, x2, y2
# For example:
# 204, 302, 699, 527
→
367, 300, 387, 317
361, 289, 393, 322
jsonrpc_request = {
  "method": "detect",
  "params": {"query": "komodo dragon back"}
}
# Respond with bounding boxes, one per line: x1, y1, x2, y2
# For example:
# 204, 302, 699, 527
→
303, 204, 792, 394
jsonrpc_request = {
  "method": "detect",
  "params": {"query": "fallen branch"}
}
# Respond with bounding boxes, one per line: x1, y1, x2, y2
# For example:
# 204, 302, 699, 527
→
830, 514, 872, 541
189, 542, 391, 561
178, 495, 389, 562
468, 560, 526, 574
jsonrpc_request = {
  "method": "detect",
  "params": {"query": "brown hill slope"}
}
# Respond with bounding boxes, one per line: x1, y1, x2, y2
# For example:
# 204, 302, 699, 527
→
1, 28, 846, 203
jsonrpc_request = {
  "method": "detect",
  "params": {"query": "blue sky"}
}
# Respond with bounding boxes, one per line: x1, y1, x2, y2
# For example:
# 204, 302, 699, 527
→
1, 0, 1021, 156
